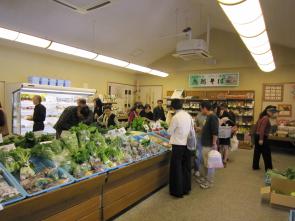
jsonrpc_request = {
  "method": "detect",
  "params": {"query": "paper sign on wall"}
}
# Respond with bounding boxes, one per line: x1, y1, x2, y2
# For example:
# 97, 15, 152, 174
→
189, 73, 239, 87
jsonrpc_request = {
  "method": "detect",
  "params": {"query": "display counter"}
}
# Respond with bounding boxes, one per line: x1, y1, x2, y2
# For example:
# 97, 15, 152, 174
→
268, 135, 295, 153
0, 151, 171, 221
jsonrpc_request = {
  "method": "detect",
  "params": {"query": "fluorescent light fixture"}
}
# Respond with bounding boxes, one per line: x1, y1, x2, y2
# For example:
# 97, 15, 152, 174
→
0, 27, 19, 40
126, 63, 152, 73
95, 55, 129, 67
251, 50, 273, 65
149, 70, 169, 77
249, 42, 271, 55
48, 42, 97, 59
233, 15, 265, 38
219, 0, 261, 25
218, 0, 276, 72
16, 33, 51, 48
0, 26, 169, 77
258, 62, 276, 72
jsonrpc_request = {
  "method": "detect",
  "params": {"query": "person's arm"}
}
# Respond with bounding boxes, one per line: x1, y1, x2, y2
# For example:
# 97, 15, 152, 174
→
167, 116, 177, 136
258, 117, 269, 144
58, 108, 73, 130
211, 116, 219, 149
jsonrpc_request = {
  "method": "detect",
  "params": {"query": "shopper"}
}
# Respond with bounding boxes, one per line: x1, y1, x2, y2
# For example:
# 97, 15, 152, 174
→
128, 103, 144, 124
98, 105, 119, 128
28, 95, 46, 132
153, 100, 166, 121
218, 103, 236, 167
93, 98, 104, 121
54, 105, 90, 138
252, 105, 277, 171
140, 104, 154, 121
77, 98, 93, 125
194, 111, 207, 177
196, 101, 219, 189
0, 102, 9, 136
168, 99, 193, 198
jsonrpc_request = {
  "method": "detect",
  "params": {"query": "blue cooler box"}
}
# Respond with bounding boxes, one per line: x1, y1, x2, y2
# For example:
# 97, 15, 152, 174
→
28, 76, 40, 84
40, 77, 49, 85
56, 79, 65, 87
49, 79, 56, 86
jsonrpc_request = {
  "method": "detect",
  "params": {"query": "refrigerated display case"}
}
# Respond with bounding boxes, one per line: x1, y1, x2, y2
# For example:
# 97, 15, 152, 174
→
12, 83, 96, 135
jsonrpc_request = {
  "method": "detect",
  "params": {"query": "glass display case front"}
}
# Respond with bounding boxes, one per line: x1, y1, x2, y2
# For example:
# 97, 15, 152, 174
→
12, 86, 95, 135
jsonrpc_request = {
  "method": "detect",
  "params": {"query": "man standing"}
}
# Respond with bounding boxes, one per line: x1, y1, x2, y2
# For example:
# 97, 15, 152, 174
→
30, 95, 46, 132
54, 105, 90, 138
168, 99, 193, 198
153, 100, 166, 121
196, 101, 219, 189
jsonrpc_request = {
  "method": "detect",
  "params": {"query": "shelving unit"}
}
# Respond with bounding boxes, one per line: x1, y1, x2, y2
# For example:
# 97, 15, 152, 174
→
166, 90, 255, 147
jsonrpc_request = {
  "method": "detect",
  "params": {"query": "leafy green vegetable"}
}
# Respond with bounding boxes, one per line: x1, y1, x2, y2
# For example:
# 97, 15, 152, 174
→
31, 143, 55, 160
37, 134, 55, 143
131, 117, 146, 131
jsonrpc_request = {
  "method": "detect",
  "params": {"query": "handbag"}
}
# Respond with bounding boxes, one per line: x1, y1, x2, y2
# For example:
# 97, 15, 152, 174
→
207, 150, 224, 169
230, 134, 239, 152
187, 119, 197, 151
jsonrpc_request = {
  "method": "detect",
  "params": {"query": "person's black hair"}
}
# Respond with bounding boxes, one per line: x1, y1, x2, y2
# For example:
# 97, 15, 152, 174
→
200, 101, 212, 111
130, 103, 144, 112
170, 99, 183, 110
0, 101, 2, 108
157, 100, 163, 103
80, 106, 90, 118
94, 98, 103, 108
259, 105, 276, 119
144, 104, 151, 110
77, 98, 87, 105
137, 104, 144, 109
104, 105, 112, 110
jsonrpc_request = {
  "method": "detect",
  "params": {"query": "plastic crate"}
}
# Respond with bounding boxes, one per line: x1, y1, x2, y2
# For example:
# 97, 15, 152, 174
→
56, 79, 64, 87
40, 77, 49, 85
49, 79, 56, 86
28, 76, 40, 84
8, 157, 75, 197
0, 163, 26, 206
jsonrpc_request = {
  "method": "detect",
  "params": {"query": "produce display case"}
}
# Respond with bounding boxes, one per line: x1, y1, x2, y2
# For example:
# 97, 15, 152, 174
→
0, 151, 170, 221
12, 83, 96, 135
0, 165, 26, 207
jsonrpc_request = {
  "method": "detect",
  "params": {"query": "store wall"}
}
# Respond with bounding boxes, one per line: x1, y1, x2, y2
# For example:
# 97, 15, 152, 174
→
137, 30, 295, 121
0, 43, 136, 94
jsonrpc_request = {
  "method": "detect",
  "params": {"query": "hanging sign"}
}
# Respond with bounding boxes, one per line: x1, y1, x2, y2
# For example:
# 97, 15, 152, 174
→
189, 73, 239, 87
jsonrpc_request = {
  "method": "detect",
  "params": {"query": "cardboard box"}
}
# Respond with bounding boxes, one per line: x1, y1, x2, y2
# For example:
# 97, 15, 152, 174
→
270, 178, 295, 208
260, 186, 271, 201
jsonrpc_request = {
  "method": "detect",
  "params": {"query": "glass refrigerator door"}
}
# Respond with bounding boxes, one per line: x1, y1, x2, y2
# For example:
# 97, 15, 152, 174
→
12, 90, 21, 135
17, 90, 90, 135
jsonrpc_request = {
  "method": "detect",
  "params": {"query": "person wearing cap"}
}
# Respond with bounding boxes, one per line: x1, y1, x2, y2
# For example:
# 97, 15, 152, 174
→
252, 105, 277, 171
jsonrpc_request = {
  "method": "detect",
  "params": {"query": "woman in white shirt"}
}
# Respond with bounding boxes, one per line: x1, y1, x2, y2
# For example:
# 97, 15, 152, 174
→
168, 99, 193, 198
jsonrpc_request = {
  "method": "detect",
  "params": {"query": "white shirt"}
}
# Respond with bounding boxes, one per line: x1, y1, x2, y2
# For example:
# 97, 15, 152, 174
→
168, 110, 192, 146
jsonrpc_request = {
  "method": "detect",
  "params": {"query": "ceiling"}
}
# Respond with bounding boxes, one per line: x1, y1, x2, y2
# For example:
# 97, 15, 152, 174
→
0, 0, 294, 67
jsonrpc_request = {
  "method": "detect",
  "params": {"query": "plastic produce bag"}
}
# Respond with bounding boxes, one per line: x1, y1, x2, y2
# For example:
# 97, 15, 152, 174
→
207, 150, 224, 169
230, 135, 239, 152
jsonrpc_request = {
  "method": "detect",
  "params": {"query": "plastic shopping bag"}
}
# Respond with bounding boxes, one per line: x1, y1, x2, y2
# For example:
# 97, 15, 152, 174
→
230, 135, 239, 152
207, 150, 224, 169
187, 119, 196, 151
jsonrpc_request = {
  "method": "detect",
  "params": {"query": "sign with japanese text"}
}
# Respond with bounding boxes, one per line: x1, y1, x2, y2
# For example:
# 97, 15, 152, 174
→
189, 73, 239, 87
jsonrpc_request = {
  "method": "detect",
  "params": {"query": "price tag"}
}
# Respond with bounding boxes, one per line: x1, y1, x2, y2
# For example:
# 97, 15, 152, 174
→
0, 134, 3, 144
143, 124, 149, 131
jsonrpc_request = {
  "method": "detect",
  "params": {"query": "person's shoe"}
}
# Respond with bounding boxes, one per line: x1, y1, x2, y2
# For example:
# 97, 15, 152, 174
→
252, 167, 260, 170
223, 162, 227, 168
194, 171, 200, 177
200, 182, 213, 189
195, 177, 206, 184
170, 193, 183, 198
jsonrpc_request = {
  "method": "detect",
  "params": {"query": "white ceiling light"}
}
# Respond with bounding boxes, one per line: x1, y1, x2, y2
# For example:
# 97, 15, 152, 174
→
149, 70, 169, 77
258, 62, 276, 72
0, 26, 169, 77
126, 63, 152, 73
219, 0, 261, 25
233, 15, 265, 38
251, 50, 273, 65
16, 33, 51, 48
0, 27, 19, 40
218, 0, 276, 72
48, 42, 97, 59
95, 55, 129, 67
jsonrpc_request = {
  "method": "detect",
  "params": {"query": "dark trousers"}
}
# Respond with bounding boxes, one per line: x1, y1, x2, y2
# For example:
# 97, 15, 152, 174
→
252, 134, 273, 171
33, 122, 44, 132
169, 145, 191, 197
